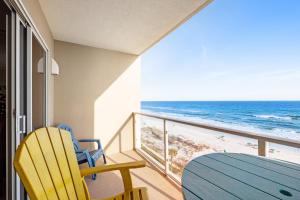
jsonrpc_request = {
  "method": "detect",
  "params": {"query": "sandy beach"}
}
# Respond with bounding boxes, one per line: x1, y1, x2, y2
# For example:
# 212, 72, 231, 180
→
139, 117, 300, 177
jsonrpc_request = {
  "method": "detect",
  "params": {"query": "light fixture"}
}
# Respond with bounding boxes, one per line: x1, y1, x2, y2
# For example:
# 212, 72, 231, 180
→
51, 58, 59, 75
37, 57, 60, 75
37, 57, 44, 73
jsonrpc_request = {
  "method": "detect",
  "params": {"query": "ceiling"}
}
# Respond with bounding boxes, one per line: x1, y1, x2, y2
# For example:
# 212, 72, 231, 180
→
38, 0, 211, 55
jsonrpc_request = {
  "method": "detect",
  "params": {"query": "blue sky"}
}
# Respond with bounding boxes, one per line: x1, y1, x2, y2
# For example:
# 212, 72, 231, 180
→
141, 0, 300, 101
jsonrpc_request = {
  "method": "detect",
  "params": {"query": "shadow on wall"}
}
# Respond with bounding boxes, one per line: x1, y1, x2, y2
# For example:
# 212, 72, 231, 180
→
54, 41, 140, 154
94, 57, 141, 154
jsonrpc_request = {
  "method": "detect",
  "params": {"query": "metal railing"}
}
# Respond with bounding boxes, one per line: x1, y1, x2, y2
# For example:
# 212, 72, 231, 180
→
133, 112, 300, 184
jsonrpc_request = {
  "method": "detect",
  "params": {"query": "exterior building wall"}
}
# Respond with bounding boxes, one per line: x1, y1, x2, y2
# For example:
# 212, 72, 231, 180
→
54, 41, 140, 154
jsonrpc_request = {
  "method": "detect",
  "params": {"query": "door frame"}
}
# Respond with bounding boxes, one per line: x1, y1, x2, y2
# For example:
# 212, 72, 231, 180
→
9, 0, 50, 126
15, 13, 31, 200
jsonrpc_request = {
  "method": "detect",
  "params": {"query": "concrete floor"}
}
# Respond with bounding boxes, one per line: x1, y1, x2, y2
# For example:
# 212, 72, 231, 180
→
84, 150, 183, 200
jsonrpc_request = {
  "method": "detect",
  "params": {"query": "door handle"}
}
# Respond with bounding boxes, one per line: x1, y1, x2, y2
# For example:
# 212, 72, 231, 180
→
19, 115, 26, 134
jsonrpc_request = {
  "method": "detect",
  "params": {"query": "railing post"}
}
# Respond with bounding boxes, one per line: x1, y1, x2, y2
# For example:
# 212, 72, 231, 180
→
258, 139, 267, 156
132, 113, 136, 150
164, 119, 169, 175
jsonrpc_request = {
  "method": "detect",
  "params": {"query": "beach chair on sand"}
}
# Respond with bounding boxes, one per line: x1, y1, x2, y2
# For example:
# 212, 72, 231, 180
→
14, 127, 149, 200
57, 123, 106, 180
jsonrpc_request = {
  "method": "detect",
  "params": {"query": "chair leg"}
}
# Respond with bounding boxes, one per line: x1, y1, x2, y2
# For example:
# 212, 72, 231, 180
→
103, 154, 107, 164
91, 159, 97, 180
85, 154, 97, 180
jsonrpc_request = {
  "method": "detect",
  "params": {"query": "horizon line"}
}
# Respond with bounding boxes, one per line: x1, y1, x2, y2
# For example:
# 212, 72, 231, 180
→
141, 100, 300, 102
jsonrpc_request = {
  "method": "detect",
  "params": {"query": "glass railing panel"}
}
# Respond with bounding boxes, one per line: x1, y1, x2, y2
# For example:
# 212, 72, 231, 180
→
166, 121, 258, 179
267, 143, 300, 164
137, 115, 165, 165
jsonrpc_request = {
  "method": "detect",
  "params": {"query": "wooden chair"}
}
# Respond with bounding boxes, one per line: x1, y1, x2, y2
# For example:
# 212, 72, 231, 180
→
14, 127, 148, 200
57, 123, 107, 180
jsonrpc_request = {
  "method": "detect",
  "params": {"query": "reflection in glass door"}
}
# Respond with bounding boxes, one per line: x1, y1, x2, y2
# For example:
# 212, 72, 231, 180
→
32, 35, 46, 130
0, 1, 11, 199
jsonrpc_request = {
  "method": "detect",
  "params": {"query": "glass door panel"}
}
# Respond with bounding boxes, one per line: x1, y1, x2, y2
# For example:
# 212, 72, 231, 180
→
32, 35, 46, 130
15, 14, 32, 200
0, 1, 11, 199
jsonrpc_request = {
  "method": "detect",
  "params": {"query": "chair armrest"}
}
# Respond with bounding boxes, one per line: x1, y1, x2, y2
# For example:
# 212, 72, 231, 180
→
76, 150, 94, 166
78, 139, 102, 150
80, 160, 146, 176
80, 161, 146, 192
75, 149, 87, 153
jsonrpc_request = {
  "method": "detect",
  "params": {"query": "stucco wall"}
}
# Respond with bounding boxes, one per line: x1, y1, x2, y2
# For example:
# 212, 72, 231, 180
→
21, 0, 55, 125
54, 41, 140, 155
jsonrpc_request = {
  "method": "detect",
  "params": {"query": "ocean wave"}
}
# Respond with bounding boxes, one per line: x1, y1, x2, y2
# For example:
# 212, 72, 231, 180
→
141, 109, 300, 141
290, 115, 300, 120
254, 115, 292, 121
271, 128, 298, 135
185, 115, 300, 140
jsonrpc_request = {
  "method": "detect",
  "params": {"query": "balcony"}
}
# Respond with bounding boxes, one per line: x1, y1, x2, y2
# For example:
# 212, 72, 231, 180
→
79, 111, 300, 199
10, 0, 300, 199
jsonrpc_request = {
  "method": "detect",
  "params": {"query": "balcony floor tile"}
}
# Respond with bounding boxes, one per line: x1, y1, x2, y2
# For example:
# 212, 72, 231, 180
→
84, 150, 183, 200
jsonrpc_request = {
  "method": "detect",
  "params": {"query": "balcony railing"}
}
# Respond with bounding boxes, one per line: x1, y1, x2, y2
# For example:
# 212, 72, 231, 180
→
133, 112, 300, 185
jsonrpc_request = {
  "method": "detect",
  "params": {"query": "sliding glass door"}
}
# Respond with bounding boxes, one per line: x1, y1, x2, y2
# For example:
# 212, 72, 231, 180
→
14, 12, 47, 200
3, 2, 48, 199
14, 14, 32, 200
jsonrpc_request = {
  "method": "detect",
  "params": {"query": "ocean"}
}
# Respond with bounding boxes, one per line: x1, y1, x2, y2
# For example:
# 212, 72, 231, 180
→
141, 101, 300, 140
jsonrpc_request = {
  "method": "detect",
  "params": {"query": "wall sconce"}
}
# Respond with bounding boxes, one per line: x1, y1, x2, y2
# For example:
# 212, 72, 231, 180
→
51, 59, 59, 75
37, 57, 60, 75
37, 57, 45, 73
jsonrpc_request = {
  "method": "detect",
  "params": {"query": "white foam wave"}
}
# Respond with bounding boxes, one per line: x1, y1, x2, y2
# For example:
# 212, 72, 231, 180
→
254, 115, 292, 121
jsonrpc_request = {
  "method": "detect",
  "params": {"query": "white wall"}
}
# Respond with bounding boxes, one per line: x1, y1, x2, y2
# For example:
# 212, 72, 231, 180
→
54, 41, 140, 154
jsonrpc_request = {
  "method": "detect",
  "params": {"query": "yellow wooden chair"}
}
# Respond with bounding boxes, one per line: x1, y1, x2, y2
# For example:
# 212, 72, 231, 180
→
14, 127, 148, 200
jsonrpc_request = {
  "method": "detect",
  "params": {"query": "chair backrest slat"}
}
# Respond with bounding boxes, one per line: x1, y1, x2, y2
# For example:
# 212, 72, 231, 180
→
47, 127, 78, 199
57, 124, 81, 151
14, 127, 88, 200
25, 131, 60, 199
34, 128, 69, 199
60, 129, 87, 199
14, 143, 48, 200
